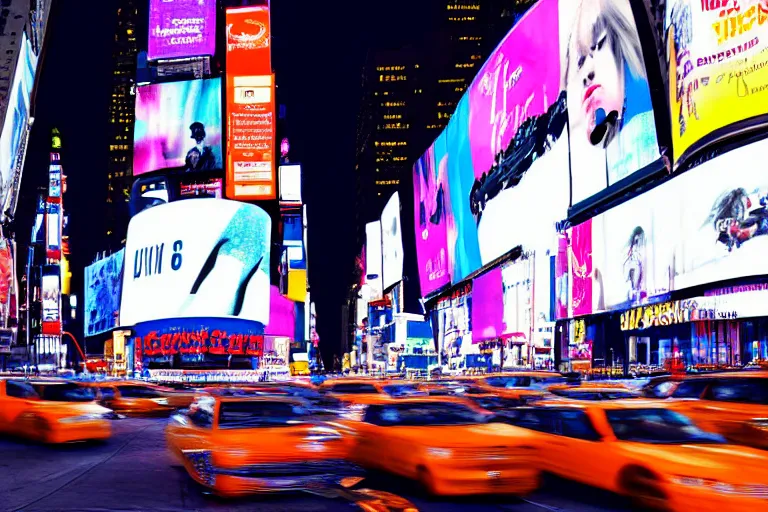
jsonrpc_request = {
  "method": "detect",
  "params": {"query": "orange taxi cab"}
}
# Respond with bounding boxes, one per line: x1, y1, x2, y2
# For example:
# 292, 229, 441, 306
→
0, 379, 112, 443
83, 381, 194, 415
663, 371, 768, 449
463, 372, 577, 403
507, 399, 768, 511
345, 396, 540, 496
166, 390, 362, 497
318, 379, 390, 405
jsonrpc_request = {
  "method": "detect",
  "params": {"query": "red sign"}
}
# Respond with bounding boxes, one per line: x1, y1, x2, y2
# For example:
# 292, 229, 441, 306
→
225, 6, 275, 200
136, 328, 264, 358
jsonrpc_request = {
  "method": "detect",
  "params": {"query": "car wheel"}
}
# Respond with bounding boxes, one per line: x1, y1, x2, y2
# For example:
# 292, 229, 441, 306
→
619, 465, 669, 511
33, 416, 51, 444
416, 466, 436, 497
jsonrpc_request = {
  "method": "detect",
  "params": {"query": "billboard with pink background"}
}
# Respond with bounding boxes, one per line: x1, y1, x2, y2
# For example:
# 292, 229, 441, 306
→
265, 285, 296, 339
148, 0, 217, 61
412, 135, 451, 297
133, 78, 223, 176
470, 267, 504, 342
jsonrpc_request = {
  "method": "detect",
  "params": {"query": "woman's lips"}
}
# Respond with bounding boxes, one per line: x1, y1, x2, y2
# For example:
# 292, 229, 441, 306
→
583, 83, 601, 103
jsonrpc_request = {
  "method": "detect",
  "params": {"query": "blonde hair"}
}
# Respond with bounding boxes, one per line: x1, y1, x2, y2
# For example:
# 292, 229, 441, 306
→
564, 0, 646, 88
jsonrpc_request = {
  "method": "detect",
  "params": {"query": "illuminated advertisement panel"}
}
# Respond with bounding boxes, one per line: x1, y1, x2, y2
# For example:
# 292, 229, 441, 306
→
365, 221, 383, 300
381, 192, 404, 290
84, 249, 125, 337
147, 0, 216, 61
0, 33, 37, 211
278, 164, 302, 204
0, 238, 17, 328
556, 138, 768, 319
225, 6, 275, 200
179, 178, 223, 198
414, 0, 659, 289
134, 78, 223, 176
46, 202, 61, 261
41, 267, 60, 335
120, 199, 271, 327
665, 0, 768, 167
48, 164, 61, 199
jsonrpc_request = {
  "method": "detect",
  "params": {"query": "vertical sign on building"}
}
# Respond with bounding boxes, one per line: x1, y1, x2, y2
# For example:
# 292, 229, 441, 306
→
225, 6, 276, 200
147, 0, 217, 61
41, 265, 61, 335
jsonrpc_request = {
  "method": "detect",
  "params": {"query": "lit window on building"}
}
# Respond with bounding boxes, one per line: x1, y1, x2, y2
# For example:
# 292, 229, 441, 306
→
455, 62, 475, 68
446, 3, 480, 10
438, 78, 465, 84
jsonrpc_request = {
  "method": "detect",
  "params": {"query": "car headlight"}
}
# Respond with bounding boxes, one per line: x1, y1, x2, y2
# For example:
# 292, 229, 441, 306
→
426, 447, 453, 458
671, 476, 765, 496
152, 398, 169, 405
58, 413, 107, 423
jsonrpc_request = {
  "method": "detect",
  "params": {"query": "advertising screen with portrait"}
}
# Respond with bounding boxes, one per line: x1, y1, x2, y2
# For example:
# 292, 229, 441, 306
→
0, 33, 37, 211
561, 0, 660, 204
365, 221, 384, 300
41, 271, 60, 324
556, 137, 768, 319
147, 0, 216, 61
84, 249, 125, 337
413, 135, 451, 297
664, 0, 768, 167
381, 192, 404, 290
0, 239, 16, 327
120, 199, 271, 327
133, 78, 223, 176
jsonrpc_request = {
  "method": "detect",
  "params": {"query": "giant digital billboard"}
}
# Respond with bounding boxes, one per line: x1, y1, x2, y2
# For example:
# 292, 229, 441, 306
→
664, 0, 768, 167
120, 199, 271, 327
381, 191, 404, 290
365, 221, 383, 301
147, 0, 217, 61
133, 78, 223, 176
556, 137, 768, 319
0, 33, 37, 213
84, 249, 125, 337
225, 6, 275, 200
41, 266, 60, 335
0, 238, 17, 328
413, 0, 660, 291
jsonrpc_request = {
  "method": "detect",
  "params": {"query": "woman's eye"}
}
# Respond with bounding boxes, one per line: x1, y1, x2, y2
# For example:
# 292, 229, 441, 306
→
596, 33, 607, 51
577, 55, 586, 69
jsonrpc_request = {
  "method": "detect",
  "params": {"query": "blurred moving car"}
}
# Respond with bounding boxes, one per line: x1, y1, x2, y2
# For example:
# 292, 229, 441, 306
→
507, 400, 768, 511
166, 392, 362, 497
664, 372, 768, 450
469, 372, 577, 403
82, 381, 195, 415
318, 379, 389, 405
547, 385, 641, 401
0, 379, 112, 443
345, 397, 540, 496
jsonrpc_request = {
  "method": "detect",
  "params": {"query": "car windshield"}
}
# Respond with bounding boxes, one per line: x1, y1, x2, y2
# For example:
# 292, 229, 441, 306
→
218, 401, 309, 429
329, 383, 379, 394
606, 409, 727, 444
36, 383, 96, 402
554, 389, 640, 400
379, 402, 487, 427
382, 384, 426, 397
485, 375, 567, 389
117, 385, 164, 398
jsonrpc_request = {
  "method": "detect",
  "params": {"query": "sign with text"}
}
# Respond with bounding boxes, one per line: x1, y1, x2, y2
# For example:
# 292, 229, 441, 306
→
148, 0, 216, 61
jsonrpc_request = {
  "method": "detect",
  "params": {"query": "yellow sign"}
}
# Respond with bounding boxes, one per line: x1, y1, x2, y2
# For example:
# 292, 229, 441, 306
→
620, 300, 697, 331
668, 2, 768, 166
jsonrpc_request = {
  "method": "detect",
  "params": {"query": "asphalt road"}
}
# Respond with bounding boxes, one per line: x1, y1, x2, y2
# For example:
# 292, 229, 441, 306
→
0, 418, 631, 512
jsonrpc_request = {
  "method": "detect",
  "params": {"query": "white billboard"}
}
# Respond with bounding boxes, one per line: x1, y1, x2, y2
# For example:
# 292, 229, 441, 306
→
381, 191, 404, 290
120, 198, 271, 326
365, 221, 383, 301
278, 164, 302, 204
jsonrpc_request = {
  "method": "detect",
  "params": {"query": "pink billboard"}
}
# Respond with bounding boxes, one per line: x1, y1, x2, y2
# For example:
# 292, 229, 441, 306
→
467, 0, 561, 179
413, 136, 451, 297
265, 286, 295, 339
148, 0, 217, 61
471, 267, 504, 342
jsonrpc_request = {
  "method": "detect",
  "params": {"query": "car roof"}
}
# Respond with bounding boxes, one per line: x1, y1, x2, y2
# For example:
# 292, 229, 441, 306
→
534, 398, 671, 410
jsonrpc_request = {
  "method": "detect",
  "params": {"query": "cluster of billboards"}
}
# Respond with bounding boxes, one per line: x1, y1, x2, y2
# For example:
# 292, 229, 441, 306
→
364, 192, 405, 299
134, 4, 277, 202
84, 249, 125, 337
413, 0, 768, 301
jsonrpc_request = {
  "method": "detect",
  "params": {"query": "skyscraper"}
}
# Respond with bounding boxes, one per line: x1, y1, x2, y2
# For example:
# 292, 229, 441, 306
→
106, 0, 142, 249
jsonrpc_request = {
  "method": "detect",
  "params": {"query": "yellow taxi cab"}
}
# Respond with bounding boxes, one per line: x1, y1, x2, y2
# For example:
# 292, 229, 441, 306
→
317, 378, 390, 405
547, 384, 641, 401
468, 372, 577, 403
166, 390, 362, 497
664, 371, 768, 449
344, 396, 540, 496
82, 380, 194, 415
0, 379, 112, 443
507, 399, 768, 511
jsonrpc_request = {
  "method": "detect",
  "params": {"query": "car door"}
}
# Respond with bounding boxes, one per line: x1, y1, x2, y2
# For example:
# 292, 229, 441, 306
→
551, 409, 616, 489
703, 378, 768, 446
354, 405, 384, 468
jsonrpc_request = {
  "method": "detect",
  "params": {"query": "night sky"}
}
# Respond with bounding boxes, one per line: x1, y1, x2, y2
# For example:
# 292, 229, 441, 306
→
15, 0, 432, 357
